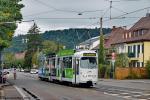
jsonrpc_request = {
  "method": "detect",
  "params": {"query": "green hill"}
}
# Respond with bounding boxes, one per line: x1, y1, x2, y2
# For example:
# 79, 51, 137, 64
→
5, 28, 111, 53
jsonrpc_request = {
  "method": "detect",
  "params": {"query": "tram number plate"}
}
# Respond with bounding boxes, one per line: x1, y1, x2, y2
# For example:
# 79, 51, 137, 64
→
83, 53, 96, 56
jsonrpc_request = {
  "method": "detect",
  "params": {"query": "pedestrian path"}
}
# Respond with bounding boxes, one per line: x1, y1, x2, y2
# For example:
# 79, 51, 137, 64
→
0, 82, 31, 100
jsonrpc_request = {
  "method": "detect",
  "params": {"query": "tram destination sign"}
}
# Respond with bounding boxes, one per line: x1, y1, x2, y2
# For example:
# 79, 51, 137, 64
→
83, 53, 96, 56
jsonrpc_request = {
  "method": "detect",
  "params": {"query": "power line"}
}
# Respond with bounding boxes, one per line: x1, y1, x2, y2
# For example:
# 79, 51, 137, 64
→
113, 6, 150, 19
33, 0, 103, 14
24, 10, 56, 18
25, 17, 100, 20
103, 6, 150, 22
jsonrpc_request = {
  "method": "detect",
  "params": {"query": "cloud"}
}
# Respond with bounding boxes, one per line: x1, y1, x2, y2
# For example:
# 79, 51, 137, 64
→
14, 0, 150, 36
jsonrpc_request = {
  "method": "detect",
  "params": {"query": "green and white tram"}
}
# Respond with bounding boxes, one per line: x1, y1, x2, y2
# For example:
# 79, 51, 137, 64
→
38, 49, 98, 87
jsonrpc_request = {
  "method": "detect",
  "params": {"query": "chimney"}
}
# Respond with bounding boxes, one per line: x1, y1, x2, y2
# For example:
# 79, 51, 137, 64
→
112, 26, 116, 31
146, 13, 150, 17
123, 26, 127, 30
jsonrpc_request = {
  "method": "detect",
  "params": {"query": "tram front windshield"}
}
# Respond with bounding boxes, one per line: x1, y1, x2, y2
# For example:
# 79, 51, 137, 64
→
80, 57, 97, 69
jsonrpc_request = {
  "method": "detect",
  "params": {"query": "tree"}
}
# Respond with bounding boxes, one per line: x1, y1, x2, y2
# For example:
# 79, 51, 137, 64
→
42, 40, 64, 55
0, 0, 23, 69
115, 53, 129, 67
3, 52, 24, 69
146, 59, 150, 78
24, 23, 43, 69
99, 34, 105, 64
0, 0, 24, 49
32, 51, 40, 68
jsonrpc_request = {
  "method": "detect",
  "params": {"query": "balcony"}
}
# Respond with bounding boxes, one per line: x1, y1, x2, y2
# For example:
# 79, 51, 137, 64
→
128, 52, 135, 58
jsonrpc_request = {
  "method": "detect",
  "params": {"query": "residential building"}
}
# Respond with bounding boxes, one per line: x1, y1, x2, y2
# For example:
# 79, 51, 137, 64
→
76, 34, 110, 50
112, 13, 150, 67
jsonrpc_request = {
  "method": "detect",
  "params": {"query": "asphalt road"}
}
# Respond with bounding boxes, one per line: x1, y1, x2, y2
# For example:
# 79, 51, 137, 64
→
7, 72, 125, 100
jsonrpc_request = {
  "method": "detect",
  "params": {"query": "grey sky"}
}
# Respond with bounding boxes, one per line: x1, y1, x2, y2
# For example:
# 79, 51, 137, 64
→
15, 0, 150, 36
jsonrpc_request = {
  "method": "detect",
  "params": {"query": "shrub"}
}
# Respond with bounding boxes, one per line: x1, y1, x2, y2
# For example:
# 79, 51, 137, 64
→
104, 65, 111, 78
99, 64, 106, 78
146, 59, 150, 78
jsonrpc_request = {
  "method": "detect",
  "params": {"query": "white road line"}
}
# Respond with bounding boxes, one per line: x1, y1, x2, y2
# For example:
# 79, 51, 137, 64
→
131, 91, 142, 94
122, 96, 132, 98
14, 85, 29, 100
133, 95, 141, 97
120, 93, 129, 95
143, 94, 150, 96
104, 92, 119, 96
0, 90, 4, 100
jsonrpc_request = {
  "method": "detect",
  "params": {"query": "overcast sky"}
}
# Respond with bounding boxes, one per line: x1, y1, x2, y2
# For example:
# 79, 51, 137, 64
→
15, 0, 150, 36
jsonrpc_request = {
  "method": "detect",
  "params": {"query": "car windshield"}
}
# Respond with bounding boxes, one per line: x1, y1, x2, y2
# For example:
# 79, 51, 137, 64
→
80, 57, 97, 69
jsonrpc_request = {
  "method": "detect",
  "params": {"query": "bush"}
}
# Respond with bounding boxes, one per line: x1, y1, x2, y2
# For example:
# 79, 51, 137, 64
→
99, 64, 106, 78
104, 65, 111, 78
146, 60, 150, 78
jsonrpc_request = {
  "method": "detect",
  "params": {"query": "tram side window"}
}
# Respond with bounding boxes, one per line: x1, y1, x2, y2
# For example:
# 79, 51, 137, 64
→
52, 58, 55, 68
46, 59, 49, 65
63, 57, 72, 68
57, 58, 60, 66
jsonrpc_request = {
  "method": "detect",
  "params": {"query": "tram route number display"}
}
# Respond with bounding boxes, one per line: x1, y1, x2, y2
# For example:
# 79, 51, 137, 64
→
83, 53, 96, 56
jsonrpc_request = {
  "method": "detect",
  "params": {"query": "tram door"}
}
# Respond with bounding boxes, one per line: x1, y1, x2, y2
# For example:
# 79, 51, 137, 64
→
74, 58, 79, 84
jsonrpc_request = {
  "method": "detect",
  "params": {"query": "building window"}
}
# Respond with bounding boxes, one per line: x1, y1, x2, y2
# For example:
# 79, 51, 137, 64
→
142, 62, 144, 67
139, 29, 142, 36
128, 46, 131, 53
137, 62, 140, 67
133, 45, 136, 54
131, 33, 134, 37
137, 45, 140, 57
142, 44, 144, 53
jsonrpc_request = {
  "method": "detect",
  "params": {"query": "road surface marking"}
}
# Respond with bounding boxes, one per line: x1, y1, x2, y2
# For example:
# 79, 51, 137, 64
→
131, 91, 142, 94
0, 90, 4, 100
14, 85, 29, 100
122, 96, 131, 98
133, 95, 141, 97
143, 94, 150, 96
120, 93, 129, 95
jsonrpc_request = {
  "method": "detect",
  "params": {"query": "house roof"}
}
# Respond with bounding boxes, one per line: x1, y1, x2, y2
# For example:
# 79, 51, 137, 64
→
92, 27, 125, 49
129, 16, 150, 31
105, 27, 126, 47
121, 16, 150, 43
93, 14, 150, 50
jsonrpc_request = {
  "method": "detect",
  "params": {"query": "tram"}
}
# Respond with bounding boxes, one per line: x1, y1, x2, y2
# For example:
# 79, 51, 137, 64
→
38, 49, 98, 87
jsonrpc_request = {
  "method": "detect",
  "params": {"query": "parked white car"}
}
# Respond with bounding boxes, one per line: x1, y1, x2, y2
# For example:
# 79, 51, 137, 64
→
30, 69, 38, 74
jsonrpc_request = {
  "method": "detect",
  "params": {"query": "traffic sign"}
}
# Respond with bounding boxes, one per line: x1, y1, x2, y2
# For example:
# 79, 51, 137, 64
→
111, 52, 116, 60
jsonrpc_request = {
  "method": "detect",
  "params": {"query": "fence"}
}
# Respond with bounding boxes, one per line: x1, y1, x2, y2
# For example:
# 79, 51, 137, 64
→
115, 67, 147, 80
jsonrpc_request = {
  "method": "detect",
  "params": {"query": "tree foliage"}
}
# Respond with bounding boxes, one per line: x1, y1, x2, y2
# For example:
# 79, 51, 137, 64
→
24, 23, 43, 69
42, 40, 63, 55
0, 0, 24, 49
3, 52, 24, 68
115, 53, 129, 67
146, 59, 150, 78
99, 34, 105, 64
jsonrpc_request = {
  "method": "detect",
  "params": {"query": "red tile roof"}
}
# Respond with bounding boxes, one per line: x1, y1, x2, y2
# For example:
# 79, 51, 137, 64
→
93, 27, 126, 49
105, 27, 126, 47
93, 15, 150, 50
120, 16, 150, 43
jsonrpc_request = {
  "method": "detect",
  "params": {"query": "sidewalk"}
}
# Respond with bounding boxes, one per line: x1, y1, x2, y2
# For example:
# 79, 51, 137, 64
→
98, 79, 150, 91
0, 82, 24, 100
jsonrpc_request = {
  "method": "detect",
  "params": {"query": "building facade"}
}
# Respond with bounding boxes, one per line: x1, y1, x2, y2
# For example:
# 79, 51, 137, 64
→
112, 13, 150, 67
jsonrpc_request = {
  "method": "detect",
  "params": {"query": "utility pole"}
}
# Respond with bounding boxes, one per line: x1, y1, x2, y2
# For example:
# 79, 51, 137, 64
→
110, 1, 112, 20
100, 17, 103, 35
